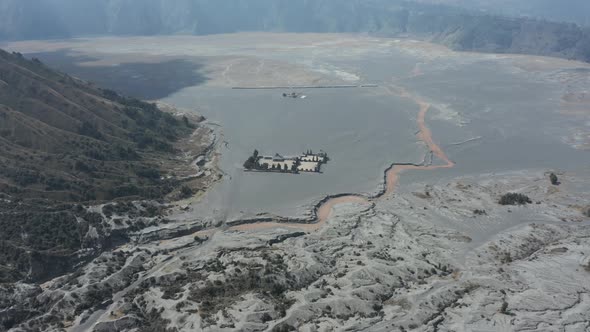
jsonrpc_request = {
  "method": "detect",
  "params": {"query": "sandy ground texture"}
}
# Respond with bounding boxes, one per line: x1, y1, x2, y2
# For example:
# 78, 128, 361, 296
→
6, 170, 588, 332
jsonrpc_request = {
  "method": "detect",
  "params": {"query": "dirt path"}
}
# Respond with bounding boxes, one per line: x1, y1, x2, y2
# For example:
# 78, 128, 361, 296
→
383, 88, 455, 194
231, 85, 455, 232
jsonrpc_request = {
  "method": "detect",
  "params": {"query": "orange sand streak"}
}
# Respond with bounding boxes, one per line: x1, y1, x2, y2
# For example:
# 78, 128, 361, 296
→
231, 196, 370, 232
383, 92, 455, 194
314, 195, 370, 228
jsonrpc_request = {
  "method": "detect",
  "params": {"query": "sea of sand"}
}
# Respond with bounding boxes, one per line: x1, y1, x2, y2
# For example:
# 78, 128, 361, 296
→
5, 33, 589, 220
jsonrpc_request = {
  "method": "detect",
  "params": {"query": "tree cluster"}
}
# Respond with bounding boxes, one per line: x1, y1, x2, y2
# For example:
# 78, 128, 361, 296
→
549, 173, 559, 185
499, 193, 532, 206
243, 149, 260, 170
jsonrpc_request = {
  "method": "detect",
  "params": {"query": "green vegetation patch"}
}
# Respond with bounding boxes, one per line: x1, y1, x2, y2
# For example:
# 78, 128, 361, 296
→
499, 193, 532, 206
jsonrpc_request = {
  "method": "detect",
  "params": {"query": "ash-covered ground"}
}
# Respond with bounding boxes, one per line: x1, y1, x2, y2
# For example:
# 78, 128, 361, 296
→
3, 170, 589, 331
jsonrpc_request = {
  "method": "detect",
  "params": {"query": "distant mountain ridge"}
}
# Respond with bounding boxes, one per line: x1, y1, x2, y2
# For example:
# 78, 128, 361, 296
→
1, 0, 589, 62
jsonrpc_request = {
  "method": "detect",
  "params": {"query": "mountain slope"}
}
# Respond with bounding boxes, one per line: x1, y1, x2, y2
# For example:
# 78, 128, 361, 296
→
0, 49, 209, 283
0, 50, 197, 202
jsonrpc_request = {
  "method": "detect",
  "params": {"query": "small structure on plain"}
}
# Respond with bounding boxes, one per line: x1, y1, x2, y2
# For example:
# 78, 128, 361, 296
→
243, 149, 328, 174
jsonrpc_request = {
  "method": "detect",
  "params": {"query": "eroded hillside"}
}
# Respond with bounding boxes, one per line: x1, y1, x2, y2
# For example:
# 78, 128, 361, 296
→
0, 50, 218, 284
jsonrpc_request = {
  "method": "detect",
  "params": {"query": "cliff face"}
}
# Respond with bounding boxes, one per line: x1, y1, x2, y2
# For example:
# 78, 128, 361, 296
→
413, 0, 590, 27
1, 0, 589, 62
413, 12, 590, 62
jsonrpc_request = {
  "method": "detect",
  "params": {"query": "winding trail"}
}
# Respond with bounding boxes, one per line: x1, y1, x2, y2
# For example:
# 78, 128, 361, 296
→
231, 195, 369, 232
231, 85, 455, 232
383, 88, 455, 195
